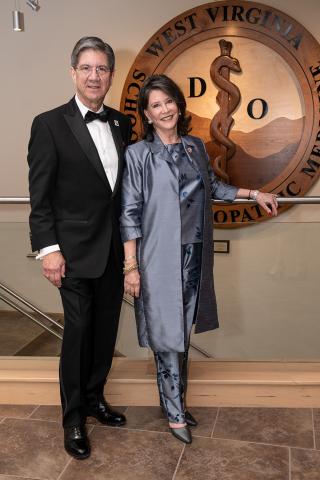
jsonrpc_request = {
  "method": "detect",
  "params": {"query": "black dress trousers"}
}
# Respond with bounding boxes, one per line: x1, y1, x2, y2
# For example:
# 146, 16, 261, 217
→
59, 243, 123, 427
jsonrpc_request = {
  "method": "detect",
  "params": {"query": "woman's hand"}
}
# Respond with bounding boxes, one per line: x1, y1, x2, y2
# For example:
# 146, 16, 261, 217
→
256, 191, 278, 217
236, 188, 278, 216
124, 269, 140, 298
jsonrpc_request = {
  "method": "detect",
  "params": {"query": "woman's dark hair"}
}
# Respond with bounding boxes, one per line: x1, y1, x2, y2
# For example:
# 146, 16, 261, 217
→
138, 74, 191, 141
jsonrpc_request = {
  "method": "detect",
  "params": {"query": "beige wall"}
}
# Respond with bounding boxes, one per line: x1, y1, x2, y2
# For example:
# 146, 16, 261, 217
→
0, 0, 320, 359
1, 0, 320, 198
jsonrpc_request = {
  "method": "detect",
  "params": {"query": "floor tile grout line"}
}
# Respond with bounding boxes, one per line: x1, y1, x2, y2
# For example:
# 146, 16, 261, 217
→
2, 414, 317, 453
24, 416, 61, 424
56, 457, 73, 480
27, 405, 41, 418
172, 444, 186, 480
210, 407, 220, 438
93, 424, 173, 435
86, 424, 96, 438
312, 408, 316, 449
89, 423, 316, 451
203, 434, 314, 451
190, 433, 213, 439
0, 474, 44, 480
5, 416, 61, 424
92, 423, 216, 439
288, 446, 291, 480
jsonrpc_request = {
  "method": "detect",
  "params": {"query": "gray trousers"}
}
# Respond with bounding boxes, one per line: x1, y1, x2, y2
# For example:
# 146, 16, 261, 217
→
154, 243, 202, 424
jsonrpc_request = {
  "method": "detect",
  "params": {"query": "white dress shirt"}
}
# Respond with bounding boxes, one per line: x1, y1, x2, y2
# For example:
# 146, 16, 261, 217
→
37, 95, 119, 259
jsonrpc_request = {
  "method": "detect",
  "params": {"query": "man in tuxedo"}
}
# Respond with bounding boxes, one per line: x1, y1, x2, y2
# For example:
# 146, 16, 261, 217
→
28, 37, 131, 459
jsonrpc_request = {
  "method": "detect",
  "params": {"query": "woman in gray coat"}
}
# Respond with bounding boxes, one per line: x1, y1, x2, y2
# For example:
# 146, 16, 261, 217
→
120, 74, 278, 444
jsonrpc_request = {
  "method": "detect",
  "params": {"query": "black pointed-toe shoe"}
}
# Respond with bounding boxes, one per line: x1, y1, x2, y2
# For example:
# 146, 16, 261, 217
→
185, 410, 198, 427
161, 405, 198, 427
87, 398, 126, 426
170, 425, 192, 444
64, 425, 90, 460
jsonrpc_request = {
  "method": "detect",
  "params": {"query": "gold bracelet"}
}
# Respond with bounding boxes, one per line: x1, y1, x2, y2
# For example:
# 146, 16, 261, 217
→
124, 255, 137, 264
123, 263, 138, 274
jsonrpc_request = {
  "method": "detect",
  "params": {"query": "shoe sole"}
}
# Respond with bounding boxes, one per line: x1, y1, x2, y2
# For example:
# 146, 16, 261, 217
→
65, 449, 91, 460
103, 420, 126, 427
87, 414, 126, 427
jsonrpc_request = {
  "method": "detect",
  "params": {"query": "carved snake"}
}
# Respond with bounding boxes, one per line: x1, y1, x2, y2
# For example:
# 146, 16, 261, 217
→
210, 55, 241, 182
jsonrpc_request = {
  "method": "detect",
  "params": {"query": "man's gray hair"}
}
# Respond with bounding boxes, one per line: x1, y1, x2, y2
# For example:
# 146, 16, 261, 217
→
71, 36, 115, 71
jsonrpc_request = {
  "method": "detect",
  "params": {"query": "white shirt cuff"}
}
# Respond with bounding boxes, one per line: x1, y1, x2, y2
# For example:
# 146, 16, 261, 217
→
36, 244, 60, 260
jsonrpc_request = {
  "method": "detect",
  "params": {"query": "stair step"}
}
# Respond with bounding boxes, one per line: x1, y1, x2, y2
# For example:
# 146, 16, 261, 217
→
1, 358, 320, 407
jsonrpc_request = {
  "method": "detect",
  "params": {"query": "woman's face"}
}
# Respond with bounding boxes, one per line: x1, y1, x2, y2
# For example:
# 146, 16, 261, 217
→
144, 88, 179, 136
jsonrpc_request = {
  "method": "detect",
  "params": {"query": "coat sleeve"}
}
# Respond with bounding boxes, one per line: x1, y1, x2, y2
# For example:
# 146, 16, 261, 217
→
27, 115, 58, 251
200, 139, 238, 201
120, 146, 144, 242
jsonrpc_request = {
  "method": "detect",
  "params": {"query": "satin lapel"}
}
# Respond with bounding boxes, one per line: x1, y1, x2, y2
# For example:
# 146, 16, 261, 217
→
162, 146, 174, 166
108, 117, 124, 196
182, 137, 202, 176
63, 105, 112, 192
148, 133, 174, 165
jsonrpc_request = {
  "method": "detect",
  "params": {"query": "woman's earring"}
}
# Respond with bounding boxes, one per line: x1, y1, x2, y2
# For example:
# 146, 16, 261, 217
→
147, 119, 153, 124
178, 112, 181, 116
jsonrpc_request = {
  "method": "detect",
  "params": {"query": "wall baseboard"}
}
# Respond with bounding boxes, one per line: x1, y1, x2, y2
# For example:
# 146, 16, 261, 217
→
1, 357, 320, 407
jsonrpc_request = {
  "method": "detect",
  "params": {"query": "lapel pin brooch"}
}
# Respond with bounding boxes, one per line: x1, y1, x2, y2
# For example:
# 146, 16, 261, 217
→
187, 146, 192, 153
114, 120, 119, 126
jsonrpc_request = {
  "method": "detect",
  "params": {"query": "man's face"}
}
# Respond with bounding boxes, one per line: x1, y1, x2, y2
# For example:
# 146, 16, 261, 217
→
71, 48, 114, 110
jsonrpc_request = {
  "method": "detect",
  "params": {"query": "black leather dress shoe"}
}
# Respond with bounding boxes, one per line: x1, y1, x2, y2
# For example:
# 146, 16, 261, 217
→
170, 425, 192, 444
64, 425, 90, 460
185, 410, 198, 427
87, 399, 126, 426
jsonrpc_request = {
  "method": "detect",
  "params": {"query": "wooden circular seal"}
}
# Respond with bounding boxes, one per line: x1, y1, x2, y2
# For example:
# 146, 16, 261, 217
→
120, 1, 320, 226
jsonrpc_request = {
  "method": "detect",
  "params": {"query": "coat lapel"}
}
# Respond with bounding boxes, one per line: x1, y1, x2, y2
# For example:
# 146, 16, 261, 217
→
108, 115, 124, 197
181, 137, 202, 175
148, 133, 174, 165
146, 133, 206, 185
149, 134, 203, 173
63, 98, 112, 193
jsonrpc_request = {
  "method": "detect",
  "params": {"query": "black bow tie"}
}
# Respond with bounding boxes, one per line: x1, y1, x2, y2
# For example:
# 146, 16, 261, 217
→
84, 109, 109, 124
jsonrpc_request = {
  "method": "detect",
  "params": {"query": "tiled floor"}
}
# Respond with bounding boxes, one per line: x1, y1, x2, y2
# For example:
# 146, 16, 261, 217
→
0, 311, 62, 356
0, 405, 320, 479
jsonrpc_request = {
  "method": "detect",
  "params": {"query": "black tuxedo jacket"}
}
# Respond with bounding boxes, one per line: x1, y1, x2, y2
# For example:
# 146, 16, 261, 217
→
28, 97, 131, 278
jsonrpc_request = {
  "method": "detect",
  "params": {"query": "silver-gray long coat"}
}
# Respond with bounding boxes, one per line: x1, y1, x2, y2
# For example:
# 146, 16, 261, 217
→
120, 134, 237, 352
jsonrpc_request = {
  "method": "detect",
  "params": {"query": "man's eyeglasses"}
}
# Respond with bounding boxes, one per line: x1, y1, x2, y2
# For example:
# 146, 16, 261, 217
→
75, 65, 112, 77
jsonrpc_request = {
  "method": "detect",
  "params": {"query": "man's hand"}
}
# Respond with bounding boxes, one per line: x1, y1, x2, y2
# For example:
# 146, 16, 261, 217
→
42, 251, 66, 288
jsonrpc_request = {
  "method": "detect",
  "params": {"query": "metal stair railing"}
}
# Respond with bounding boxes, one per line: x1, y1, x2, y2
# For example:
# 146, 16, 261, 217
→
2, 195, 320, 357
0, 281, 63, 340
2, 196, 320, 205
